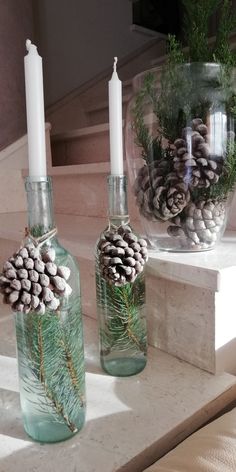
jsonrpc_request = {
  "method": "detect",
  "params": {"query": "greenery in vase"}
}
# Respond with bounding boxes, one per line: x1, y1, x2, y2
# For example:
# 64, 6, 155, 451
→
131, 0, 236, 219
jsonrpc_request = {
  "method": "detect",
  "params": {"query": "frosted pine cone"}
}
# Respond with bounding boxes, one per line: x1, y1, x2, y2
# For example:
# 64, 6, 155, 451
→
0, 243, 72, 314
152, 174, 190, 221
98, 226, 148, 286
173, 118, 224, 189
167, 200, 226, 248
135, 163, 190, 221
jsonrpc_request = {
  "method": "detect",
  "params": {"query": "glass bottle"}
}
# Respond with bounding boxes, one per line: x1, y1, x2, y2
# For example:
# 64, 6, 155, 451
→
95, 175, 147, 376
15, 176, 86, 443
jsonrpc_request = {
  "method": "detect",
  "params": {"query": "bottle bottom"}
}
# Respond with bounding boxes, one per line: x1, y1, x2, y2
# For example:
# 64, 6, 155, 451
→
22, 410, 86, 443
101, 356, 147, 377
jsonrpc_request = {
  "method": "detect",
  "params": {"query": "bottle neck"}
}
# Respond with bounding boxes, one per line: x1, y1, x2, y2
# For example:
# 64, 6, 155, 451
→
25, 176, 55, 237
107, 175, 129, 227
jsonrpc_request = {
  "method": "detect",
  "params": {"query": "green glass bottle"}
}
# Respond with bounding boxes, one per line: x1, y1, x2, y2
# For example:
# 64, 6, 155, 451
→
15, 177, 86, 442
95, 175, 147, 376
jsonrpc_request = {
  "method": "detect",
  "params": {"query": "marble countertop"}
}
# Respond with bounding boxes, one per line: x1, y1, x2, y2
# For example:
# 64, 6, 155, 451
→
0, 302, 236, 472
147, 232, 236, 292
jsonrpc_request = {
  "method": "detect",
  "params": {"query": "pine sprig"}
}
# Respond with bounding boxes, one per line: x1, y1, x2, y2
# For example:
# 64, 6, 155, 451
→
96, 268, 147, 357
16, 296, 85, 433
132, 72, 165, 163
213, 0, 236, 67
206, 141, 236, 200
161, 1, 236, 67
167, 34, 185, 65
182, 0, 221, 62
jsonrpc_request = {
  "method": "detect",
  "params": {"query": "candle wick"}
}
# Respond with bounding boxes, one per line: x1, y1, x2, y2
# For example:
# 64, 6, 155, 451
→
113, 57, 118, 73
26, 39, 32, 51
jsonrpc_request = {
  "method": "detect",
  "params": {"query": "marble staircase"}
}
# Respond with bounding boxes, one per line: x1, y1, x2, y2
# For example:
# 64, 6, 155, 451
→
1, 38, 236, 380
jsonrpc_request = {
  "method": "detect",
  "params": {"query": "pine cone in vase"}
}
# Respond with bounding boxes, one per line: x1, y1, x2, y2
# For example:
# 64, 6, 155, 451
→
173, 118, 224, 189
134, 157, 190, 221
98, 226, 148, 286
167, 200, 226, 248
0, 243, 72, 314
152, 173, 190, 221
134, 159, 169, 220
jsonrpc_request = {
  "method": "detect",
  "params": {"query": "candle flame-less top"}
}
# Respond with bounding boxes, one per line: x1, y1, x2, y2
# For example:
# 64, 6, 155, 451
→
26, 39, 38, 55
108, 56, 124, 176
113, 57, 118, 73
24, 39, 47, 179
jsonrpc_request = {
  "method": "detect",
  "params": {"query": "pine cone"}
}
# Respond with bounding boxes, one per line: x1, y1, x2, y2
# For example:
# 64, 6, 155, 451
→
152, 173, 190, 221
173, 118, 224, 189
167, 200, 226, 248
98, 226, 148, 286
0, 243, 72, 314
134, 163, 190, 221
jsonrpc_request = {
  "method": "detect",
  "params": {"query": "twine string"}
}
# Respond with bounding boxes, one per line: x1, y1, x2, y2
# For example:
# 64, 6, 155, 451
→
25, 227, 58, 248
107, 215, 130, 232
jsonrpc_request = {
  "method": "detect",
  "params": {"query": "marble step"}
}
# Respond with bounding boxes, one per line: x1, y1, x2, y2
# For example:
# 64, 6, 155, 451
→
81, 79, 132, 113
22, 163, 140, 220
86, 93, 131, 126
47, 80, 133, 135
0, 123, 51, 214
1, 211, 236, 375
51, 122, 112, 166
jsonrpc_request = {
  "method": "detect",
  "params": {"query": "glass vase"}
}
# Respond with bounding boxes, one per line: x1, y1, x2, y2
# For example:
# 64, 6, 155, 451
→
15, 177, 86, 443
95, 175, 147, 377
125, 63, 236, 251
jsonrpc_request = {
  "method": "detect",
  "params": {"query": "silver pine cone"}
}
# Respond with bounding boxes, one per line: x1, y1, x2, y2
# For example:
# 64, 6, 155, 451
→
0, 243, 72, 314
98, 225, 148, 286
167, 200, 226, 248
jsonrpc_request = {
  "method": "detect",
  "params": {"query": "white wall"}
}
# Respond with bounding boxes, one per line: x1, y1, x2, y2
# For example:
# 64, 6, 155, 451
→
35, 0, 150, 106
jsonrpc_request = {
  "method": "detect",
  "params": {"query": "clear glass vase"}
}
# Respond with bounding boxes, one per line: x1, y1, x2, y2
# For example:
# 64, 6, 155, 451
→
15, 177, 86, 443
95, 175, 147, 377
125, 63, 236, 251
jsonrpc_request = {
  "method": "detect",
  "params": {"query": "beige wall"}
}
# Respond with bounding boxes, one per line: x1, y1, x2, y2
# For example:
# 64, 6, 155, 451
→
35, 0, 150, 107
0, 0, 35, 151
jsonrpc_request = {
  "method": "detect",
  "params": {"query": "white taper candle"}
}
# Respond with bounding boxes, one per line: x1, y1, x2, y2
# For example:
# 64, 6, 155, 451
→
108, 57, 124, 175
24, 39, 47, 179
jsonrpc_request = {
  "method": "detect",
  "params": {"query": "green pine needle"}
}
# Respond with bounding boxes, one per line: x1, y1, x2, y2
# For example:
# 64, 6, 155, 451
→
16, 297, 85, 432
96, 269, 147, 357
182, 0, 221, 62
201, 141, 236, 200
213, 1, 236, 67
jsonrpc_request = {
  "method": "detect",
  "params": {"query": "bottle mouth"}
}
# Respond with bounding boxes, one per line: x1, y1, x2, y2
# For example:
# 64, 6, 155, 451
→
25, 176, 50, 183
25, 176, 52, 192
107, 175, 127, 184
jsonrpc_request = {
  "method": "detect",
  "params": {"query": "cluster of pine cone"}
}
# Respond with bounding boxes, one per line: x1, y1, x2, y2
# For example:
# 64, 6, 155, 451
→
0, 243, 71, 314
98, 225, 148, 286
134, 118, 231, 246
167, 200, 226, 248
